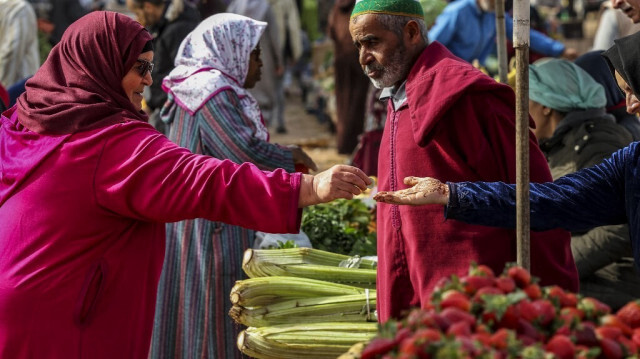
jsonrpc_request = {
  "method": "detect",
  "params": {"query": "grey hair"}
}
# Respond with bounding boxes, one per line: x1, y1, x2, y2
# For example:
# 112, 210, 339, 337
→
353, 14, 429, 44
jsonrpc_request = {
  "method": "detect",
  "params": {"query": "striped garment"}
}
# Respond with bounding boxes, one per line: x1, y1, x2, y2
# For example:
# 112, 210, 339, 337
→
150, 90, 295, 359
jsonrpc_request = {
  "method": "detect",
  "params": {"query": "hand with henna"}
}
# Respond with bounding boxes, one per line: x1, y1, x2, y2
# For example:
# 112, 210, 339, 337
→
373, 177, 450, 206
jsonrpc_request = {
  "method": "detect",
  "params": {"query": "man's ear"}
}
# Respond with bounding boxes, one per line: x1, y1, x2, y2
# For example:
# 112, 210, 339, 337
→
404, 20, 423, 45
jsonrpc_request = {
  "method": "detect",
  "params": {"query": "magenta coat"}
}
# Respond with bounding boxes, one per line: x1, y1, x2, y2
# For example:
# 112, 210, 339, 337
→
0, 108, 302, 358
376, 42, 579, 322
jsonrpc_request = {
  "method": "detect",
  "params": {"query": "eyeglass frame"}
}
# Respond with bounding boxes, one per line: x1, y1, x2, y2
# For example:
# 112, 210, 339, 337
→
135, 59, 154, 77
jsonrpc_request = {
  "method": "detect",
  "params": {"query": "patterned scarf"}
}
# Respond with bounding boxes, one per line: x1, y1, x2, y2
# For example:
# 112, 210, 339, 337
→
162, 13, 268, 141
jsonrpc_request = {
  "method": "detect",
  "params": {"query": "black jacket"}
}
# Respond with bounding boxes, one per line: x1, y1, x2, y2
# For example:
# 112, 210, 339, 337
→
541, 108, 639, 310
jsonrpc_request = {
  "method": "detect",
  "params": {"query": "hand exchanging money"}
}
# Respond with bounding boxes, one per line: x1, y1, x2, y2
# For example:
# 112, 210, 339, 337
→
298, 165, 372, 207
373, 176, 450, 206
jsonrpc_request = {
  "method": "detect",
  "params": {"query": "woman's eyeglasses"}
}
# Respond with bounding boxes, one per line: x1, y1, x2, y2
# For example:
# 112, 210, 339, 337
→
135, 59, 154, 77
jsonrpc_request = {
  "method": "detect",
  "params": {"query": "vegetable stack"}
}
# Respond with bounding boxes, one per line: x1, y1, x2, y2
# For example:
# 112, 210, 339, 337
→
360, 264, 640, 359
232, 247, 379, 359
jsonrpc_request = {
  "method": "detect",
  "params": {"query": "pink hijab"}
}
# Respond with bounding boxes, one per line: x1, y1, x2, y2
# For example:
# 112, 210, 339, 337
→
17, 11, 153, 135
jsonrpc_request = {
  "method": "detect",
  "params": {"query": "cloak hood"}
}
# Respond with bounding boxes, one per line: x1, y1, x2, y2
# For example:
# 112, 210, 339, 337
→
405, 42, 530, 147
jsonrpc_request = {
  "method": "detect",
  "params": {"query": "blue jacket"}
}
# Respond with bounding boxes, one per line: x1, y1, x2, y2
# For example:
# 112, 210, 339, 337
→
446, 141, 640, 268
429, 0, 565, 65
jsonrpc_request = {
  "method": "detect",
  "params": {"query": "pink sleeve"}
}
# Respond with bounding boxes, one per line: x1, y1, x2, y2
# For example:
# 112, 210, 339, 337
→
93, 123, 302, 233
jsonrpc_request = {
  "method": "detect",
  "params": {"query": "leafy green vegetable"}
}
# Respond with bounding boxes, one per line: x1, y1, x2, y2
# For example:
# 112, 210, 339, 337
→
266, 240, 299, 249
301, 199, 377, 256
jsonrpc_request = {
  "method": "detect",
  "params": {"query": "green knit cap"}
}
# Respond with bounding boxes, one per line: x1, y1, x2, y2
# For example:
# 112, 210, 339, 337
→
351, 0, 425, 19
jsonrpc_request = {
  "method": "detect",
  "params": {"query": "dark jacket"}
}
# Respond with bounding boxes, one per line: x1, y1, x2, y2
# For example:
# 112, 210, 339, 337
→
146, 1, 200, 111
539, 109, 638, 310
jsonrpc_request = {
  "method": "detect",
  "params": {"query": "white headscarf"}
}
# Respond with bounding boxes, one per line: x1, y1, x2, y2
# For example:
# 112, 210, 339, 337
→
162, 13, 269, 140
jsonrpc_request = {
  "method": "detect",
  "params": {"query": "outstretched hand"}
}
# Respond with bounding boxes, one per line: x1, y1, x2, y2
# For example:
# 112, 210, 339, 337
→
298, 165, 372, 207
373, 176, 450, 206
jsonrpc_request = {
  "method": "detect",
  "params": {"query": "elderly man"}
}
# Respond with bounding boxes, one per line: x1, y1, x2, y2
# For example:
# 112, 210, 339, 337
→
348, 0, 579, 322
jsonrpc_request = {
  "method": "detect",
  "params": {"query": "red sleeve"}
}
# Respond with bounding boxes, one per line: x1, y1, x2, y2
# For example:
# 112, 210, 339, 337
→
93, 122, 302, 233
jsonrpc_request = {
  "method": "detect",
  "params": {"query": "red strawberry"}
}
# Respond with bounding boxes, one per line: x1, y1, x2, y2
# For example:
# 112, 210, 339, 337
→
632, 328, 640, 348
523, 283, 542, 300
617, 335, 638, 357
408, 309, 450, 332
559, 306, 584, 327
573, 322, 599, 347
405, 308, 428, 329
563, 292, 579, 308
394, 327, 413, 343
412, 327, 442, 342
362, 338, 396, 359
555, 324, 571, 336
447, 321, 472, 337
470, 263, 496, 278
506, 266, 531, 288
489, 328, 511, 350
531, 299, 556, 327
545, 285, 576, 308
600, 337, 624, 359
475, 323, 492, 335
517, 300, 537, 322
440, 289, 471, 312
497, 305, 520, 330
600, 314, 633, 336
596, 326, 623, 340
616, 300, 640, 329
545, 334, 576, 359
579, 297, 611, 320
495, 277, 516, 294
473, 286, 504, 304
461, 275, 496, 296
398, 328, 441, 356
471, 332, 491, 347
440, 307, 476, 328
516, 318, 543, 342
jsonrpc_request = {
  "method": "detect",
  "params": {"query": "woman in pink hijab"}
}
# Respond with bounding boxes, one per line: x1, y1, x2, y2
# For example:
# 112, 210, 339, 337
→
0, 11, 370, 359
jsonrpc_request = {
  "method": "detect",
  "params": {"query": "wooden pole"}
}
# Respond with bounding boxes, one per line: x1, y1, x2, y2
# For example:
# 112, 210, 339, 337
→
495, 0, 508, 84
513, 0, 530, 270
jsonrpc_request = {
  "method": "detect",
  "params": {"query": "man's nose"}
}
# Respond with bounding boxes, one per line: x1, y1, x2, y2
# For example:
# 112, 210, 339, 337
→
359, 49, 373, 66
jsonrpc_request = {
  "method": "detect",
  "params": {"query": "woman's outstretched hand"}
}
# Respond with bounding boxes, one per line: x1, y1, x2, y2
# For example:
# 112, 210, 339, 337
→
298, 165, 372, 207
373, 177, 450, 206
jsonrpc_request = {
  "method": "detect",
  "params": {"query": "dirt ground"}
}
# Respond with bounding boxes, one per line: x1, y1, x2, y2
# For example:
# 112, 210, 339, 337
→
269, 93, 351, 173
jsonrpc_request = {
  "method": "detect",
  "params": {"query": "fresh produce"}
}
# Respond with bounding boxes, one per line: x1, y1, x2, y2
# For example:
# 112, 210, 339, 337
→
230, 292, 377, 327
242, 247, 377, 288
230, 276, 372, 307
237, 322, 378, 359
359, 263, 640, 359
233, 248, 379, 358
301, 198, 377, 256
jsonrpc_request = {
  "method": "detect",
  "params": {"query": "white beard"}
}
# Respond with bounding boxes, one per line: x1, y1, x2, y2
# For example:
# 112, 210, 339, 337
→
364, 48, 409, 89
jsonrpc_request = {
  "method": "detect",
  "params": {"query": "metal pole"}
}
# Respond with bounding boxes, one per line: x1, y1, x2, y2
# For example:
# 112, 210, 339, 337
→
513, 0, 530, 270
495, 0, 508, 83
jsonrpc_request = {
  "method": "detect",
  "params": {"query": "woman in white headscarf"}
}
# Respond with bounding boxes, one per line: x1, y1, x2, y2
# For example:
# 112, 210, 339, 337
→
150, 13, 316, 359
227, 0, 284, 132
